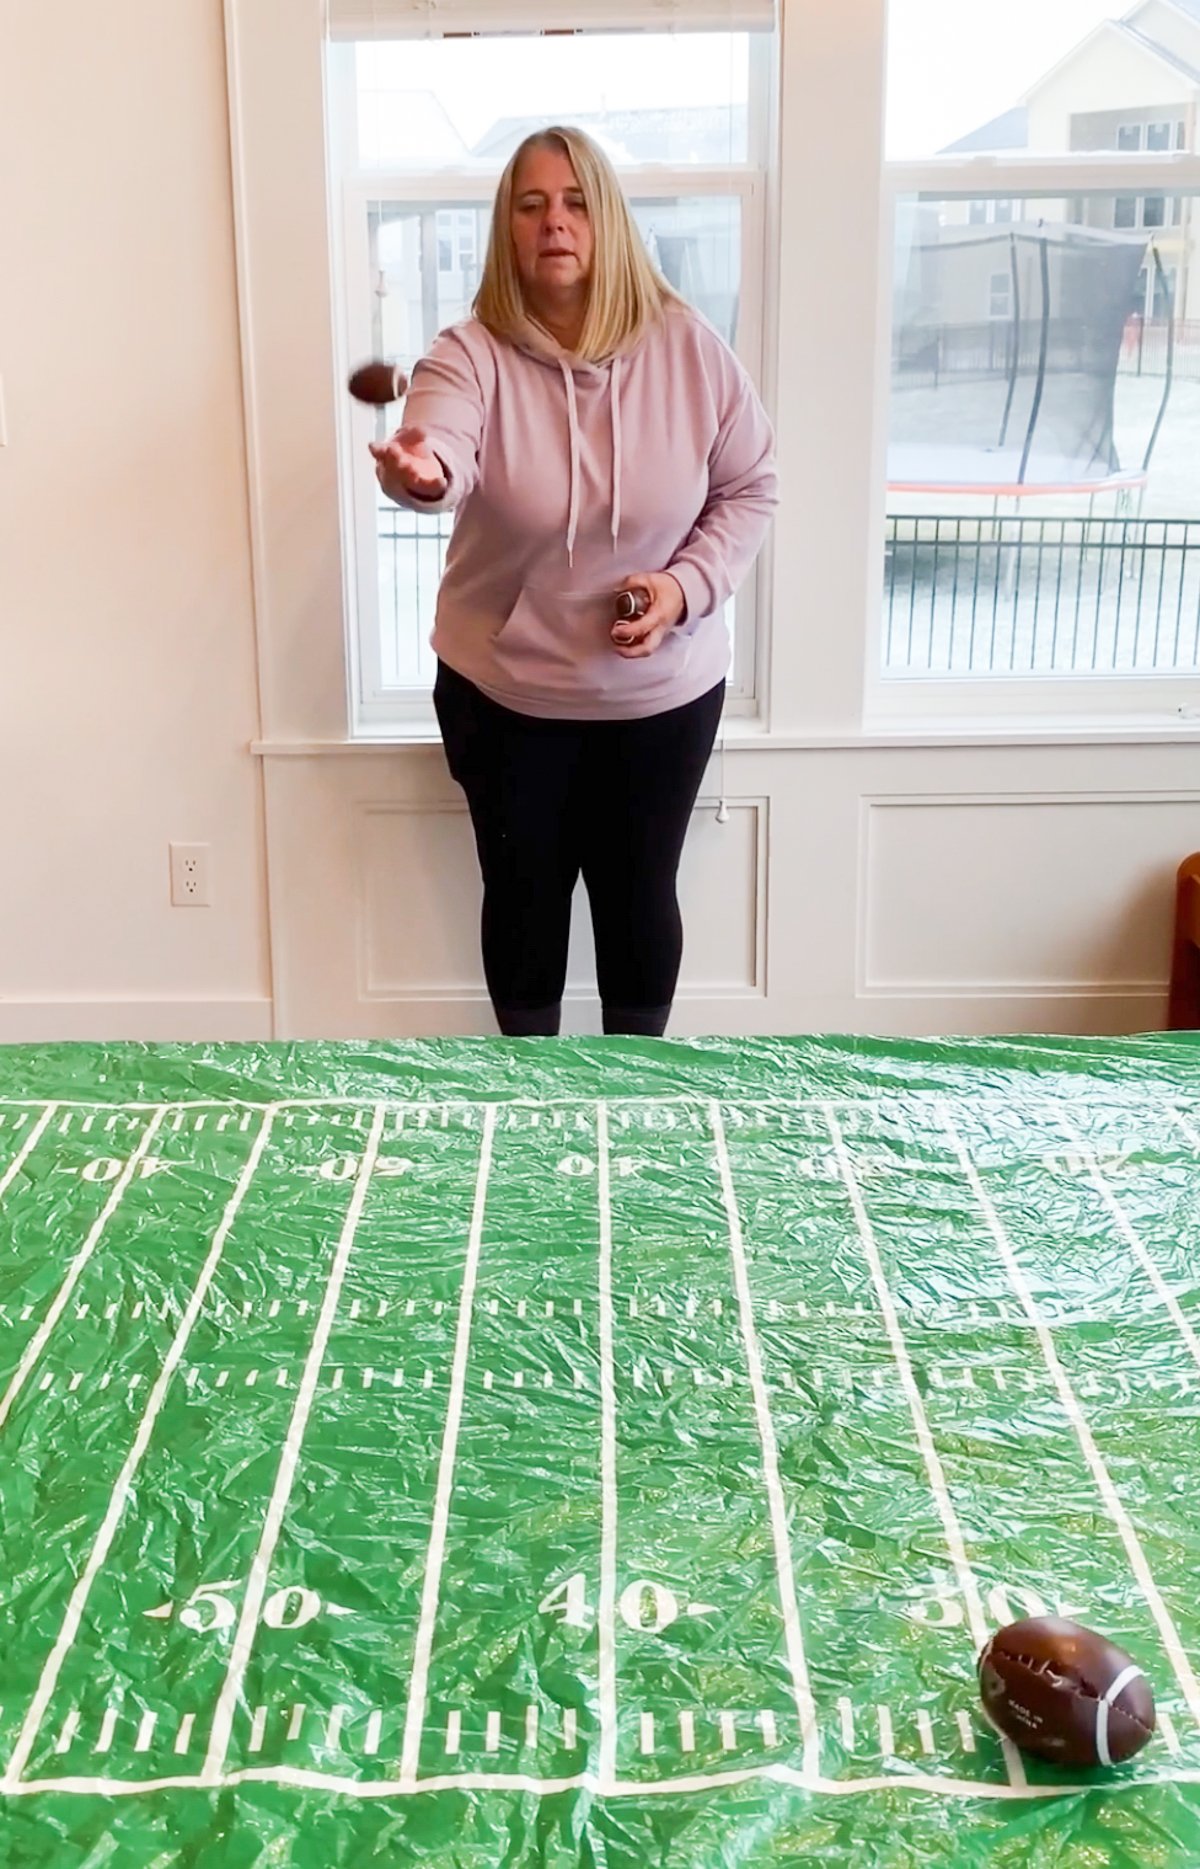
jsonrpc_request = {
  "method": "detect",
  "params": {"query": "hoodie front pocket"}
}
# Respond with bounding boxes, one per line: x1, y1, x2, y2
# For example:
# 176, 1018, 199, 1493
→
493, 587, 614, 687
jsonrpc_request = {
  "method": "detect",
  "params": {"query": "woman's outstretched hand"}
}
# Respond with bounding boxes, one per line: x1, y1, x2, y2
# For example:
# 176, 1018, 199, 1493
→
370, 425, 449, 501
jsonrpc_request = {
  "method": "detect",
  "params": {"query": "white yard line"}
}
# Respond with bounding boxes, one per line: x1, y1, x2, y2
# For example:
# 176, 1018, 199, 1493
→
940, 1101, 1200, 1731
596, 1104, 620, 1789
1050, 1106, 1200, 1376
821, 1104, 1025, 1792
0, 1088, 1187, 1115
202, 1104, 388, 1785
0, 1108, 279, 1790
711, 1101, 821, 1782
0, 1103, 59, 1199
9, 1759, 1200, 1801
0, 1108, 169, 1431
396, 1106, 497, 1787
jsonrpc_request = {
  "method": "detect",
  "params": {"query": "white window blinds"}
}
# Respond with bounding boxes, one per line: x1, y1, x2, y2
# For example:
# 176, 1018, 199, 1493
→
328, 0, 775, 38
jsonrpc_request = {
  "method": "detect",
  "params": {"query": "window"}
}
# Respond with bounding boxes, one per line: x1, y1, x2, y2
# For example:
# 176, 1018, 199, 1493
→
225, 0, 1200, 748
1153, 264, 1178, 322
969, 199, 1013, 225
883, 1, 1200, 716
325, 13, 774, 727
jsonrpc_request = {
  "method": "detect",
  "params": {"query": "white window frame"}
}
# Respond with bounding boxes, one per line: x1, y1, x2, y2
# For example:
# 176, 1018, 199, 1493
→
336, 167, 768, 727
868, 150, 1200, 725
330, 41, 773, 730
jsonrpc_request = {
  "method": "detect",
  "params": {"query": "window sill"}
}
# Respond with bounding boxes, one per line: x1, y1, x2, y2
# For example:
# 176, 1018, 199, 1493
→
252, 715, 1200, 756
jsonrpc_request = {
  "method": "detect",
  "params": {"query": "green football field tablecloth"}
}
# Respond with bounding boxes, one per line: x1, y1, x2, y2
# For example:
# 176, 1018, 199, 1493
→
0, 1030, 1199, 1866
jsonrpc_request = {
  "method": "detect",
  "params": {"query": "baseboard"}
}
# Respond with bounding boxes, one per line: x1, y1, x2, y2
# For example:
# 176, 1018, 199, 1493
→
0, 999, 275, 1044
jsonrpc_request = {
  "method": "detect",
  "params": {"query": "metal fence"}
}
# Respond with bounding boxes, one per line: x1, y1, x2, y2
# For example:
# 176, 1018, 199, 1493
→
375, 507, 1200, 685
1121, 317, 1200, 382
376, 508, 453, 687
884, 514, 1200, 676
894, 317, 1199, 386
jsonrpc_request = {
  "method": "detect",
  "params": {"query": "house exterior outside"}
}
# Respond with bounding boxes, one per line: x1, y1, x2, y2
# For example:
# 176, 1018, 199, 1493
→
942, 0, 1200, 321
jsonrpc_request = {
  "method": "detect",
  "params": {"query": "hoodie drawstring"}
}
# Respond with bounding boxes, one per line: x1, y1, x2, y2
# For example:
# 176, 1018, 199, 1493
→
559, 354, 624, 567
610, 355, 623, 551
560, 361, 581, 569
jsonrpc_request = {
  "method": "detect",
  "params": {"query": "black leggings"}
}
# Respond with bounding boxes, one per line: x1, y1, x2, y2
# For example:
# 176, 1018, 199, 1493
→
434, 661, 724, 1038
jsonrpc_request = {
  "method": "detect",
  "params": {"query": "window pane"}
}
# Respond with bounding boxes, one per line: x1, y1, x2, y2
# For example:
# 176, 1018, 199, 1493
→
631, 197, 741, 347
887, 1, 1196, 159
330, 26, 764, 707
885, 197, 1200, 678
352, 33, 751, 169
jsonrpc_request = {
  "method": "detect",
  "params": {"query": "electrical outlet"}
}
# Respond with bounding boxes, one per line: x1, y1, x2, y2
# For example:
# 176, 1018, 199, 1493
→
169, 843, 211, 907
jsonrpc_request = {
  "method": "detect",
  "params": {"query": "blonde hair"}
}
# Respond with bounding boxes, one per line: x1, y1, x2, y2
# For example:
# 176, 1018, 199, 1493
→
474, 126, 678, 362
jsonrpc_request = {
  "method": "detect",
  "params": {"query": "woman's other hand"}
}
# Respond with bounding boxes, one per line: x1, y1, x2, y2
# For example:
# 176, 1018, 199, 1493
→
611, 573, 686, 657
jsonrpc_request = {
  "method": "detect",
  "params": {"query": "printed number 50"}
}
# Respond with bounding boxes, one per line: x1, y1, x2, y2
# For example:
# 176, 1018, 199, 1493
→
177, 1582, 322, 1633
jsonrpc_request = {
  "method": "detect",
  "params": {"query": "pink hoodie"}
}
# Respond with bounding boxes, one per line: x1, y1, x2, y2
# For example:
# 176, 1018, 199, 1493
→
386, 300, 778, 719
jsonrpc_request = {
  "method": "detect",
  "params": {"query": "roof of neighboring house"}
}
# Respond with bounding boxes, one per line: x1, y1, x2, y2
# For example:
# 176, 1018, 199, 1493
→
949, 9, 1200, 154
1143, 0, 1200, 23
1019, 15, 1200, 101
1120, 17, 1200, 81
940, 106, 1029, 154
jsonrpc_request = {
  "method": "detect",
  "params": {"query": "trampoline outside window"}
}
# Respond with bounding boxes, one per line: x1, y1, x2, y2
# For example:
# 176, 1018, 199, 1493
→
883, 1, 1200, 710
884, 195, 1200, 684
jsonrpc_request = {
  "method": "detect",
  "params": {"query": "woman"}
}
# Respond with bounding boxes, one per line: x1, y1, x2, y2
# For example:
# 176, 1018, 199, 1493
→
371, 126, 777, 1039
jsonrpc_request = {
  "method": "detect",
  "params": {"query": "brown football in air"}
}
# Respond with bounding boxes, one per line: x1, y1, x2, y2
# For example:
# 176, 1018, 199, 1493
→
348, 360, 409, 406
979, 1617, 1156, 1768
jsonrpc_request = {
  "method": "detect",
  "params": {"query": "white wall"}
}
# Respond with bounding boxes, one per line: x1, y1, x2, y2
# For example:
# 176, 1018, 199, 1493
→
0, 2, 1194, 1047
262, 737, 1195, 1040
0, 1, 271, 1039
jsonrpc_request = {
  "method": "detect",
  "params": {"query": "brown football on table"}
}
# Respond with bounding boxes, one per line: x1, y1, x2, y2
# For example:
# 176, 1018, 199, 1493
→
979, 1617, 1156, 1767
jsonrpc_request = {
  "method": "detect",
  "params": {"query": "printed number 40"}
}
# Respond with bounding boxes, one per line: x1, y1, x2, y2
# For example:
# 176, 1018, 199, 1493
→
539, 1574, 680, 1634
